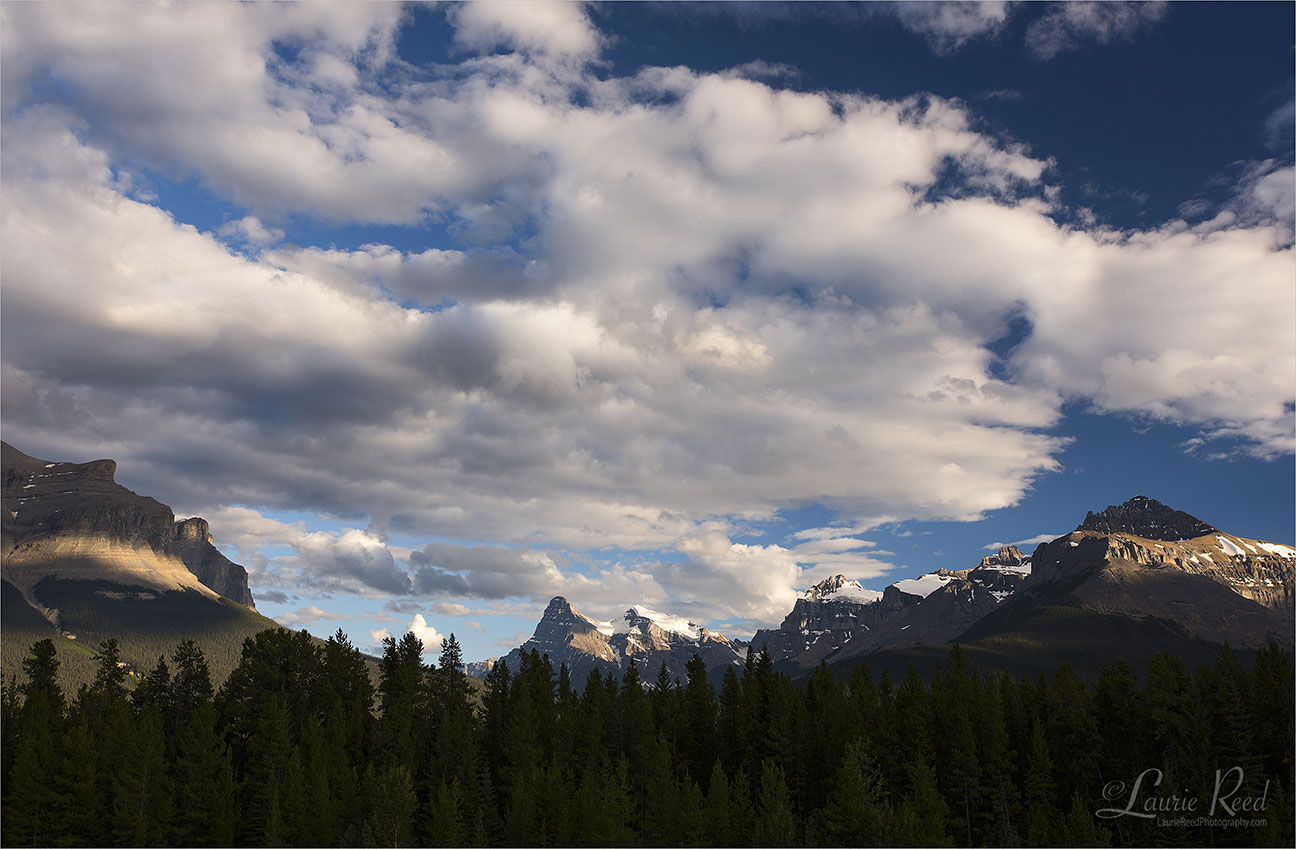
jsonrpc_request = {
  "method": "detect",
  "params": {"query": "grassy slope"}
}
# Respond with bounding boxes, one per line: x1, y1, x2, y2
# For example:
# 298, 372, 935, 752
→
2, 579, 100, 694
3, 577, 284, 692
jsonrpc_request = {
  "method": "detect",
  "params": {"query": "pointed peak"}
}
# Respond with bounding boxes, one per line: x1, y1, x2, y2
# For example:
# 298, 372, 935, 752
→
1077, 496, 1216, 542
544, 596, 576, 615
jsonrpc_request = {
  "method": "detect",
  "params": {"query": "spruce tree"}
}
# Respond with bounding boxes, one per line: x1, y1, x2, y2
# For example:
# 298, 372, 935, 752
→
817, 739, 892, 847
111, 709, 172, 847
169, 701, 236, 847
427, 777, 467, 847
4, 640, 68, 846
704, 759, 735, 848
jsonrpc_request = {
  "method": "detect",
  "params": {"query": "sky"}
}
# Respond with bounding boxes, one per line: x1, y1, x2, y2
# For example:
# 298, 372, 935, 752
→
2, 1, 1293, 664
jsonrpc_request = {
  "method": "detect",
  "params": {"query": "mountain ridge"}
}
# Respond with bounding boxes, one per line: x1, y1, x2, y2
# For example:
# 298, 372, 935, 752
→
473, 496, 1293, 683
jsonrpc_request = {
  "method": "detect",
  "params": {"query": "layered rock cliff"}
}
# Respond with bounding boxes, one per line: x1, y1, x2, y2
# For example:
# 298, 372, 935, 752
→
2, 442, 255, 608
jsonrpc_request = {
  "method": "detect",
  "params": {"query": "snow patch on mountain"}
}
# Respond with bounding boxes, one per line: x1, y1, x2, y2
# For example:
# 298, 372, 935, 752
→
978, 560, 1032, 574
617, 605, 701, 640
802, 575, 881, 603
890, 573, 954, 598
1216, 536, 1246, 557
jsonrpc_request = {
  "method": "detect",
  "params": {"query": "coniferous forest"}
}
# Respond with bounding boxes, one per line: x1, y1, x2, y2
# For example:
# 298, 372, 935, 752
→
2, 629, 1292, 848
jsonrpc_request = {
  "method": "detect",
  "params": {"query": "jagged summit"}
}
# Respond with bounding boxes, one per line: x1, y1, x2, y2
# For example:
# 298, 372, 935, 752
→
806, 575, 851, 596
978, 545, 1030, 571
1077, 495, 1216, 542
801, 575, 880, 604
482, 596, 744, 687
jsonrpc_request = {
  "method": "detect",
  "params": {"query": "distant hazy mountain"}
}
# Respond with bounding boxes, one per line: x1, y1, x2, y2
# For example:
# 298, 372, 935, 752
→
2, 442, 279, 689
472, 596, 746, 687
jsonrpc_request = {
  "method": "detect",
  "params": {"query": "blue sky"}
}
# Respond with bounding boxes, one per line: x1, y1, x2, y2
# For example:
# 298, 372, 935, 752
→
2, 1, 1292, 664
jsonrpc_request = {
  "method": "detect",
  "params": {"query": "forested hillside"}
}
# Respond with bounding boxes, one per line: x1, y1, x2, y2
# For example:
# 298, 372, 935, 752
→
2, 628, 1292, 847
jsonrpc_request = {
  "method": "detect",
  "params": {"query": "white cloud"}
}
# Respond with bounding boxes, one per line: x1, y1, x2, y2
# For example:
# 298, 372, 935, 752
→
893, 1, 1014, 53
982, 533, 1061, 551
293, 529, 410, 595
406, 614, 445, 654
1025, 2, 1169, 59
218, 215, 284, 247
1, 4, 1291, 630
449, 1, 602, 63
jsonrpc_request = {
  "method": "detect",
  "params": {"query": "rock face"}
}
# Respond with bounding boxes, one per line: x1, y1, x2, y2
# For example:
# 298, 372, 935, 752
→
172, 517, 256, 607
750, 577, 917, 670
470, 495, 1295, 685
1077, 494, 1216, 541
829, 497, 1293, 681
1030, 497, 1294, 611
482, 597, 745, 687
2, 442, 255, 608
750, 546, 1034, 672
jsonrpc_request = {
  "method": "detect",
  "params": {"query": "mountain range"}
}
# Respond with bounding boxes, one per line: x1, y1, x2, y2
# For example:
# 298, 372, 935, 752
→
483, 495, 1293, 685
3, 440, 1292, 691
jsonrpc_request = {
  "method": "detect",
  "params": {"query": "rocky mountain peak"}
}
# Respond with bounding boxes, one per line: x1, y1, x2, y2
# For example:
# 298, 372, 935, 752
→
979, 545, 1028, 569
806, 575, 851, 597
1077, 495, 1216, 542
544, 596, 575, 617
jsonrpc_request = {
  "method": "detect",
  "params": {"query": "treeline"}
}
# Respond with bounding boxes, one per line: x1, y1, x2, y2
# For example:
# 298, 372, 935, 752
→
2, 629, 1293, 847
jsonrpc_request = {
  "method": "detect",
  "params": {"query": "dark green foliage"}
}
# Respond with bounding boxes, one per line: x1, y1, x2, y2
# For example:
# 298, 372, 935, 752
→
3, 577, 284, 690
3, 632, 1291, 847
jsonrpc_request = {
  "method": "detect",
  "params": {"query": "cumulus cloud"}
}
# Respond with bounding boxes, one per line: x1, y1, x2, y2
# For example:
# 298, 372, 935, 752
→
449, 1, 602, 63
293, 529, 411, 595
369, 615, 445, 655
1025, 1, 1168, 59
406, 614, 445, 654
1, 3, 1291, 629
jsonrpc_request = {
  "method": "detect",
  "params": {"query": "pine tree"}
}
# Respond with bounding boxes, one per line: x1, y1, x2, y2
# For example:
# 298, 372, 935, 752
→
678, 773, 710, 847
704, 759, 735, 848
1059, 789, 1112, 847
933, 649, 981, 845
427, 777, 467, 847
132, 655, 171, 718
368, 763, 419, 848
816, 738, 892, 847
717, 665, 745, 777
238, 694, 293, 845
169, 701, 236, 847
53, 713, 101, 847
111, 708, 172, 847
3, 640, 68, 846
639, 733, 681, 843
1023, 719, 1060, 847
894, 759, 952, 847
169, 638, 214, 733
